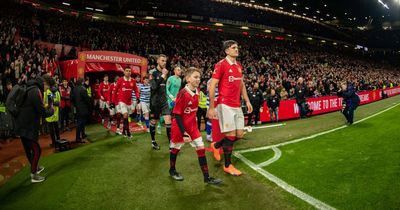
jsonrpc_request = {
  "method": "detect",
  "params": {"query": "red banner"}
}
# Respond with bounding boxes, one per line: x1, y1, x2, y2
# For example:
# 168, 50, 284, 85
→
77, 51, 148, 79
384, 87, 400, 97
260, 87, 400, 122
59, 51, 148, 80
78, 51, 146, 65
84, 63, 141, 74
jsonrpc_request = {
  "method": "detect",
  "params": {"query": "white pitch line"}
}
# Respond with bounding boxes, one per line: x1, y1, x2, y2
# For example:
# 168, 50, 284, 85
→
239, 102, 400, 154
234, 102, 399, 210
257, 147, 281, 167
235, 152, 336, 210
252, 123, 285, 130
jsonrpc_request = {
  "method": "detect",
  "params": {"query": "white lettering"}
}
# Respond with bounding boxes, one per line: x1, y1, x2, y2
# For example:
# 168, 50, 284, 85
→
322, 100, 329, 109
338, 98, 343, 108
122, 88, 132, 91
308, 101, 322, 111
329, 99, 338, 108
358, 94, 369, 102
228, 76, 242, 82
293, 103, 299, 114
384, 88, 400, 96
184, 107, 198, 114
86, 54, 141, 64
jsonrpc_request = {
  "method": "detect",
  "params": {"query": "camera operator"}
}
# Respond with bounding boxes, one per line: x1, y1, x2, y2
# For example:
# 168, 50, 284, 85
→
337, 82, 360, 125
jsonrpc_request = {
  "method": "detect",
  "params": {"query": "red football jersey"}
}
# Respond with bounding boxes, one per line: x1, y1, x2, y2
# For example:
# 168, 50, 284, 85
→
212, 57, 243, 108
98, 82, 110, 102
112, 77, 139, 105
92, 83, 100, 99
109, 82, 117, 104
171, 86, 201, 143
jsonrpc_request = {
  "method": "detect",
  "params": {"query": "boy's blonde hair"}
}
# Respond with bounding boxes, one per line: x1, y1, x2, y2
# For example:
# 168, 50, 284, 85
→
184, 67, 202, 79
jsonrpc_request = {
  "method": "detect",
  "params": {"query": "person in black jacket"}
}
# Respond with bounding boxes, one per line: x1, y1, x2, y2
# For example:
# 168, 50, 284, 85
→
148, 54, 171, 150
267, 89, 280, 123
337, 82, 360, 125
294, 77, 312, 118
247, 83, 264, 125
14, 75, 54, 183
72, 77, 91, 143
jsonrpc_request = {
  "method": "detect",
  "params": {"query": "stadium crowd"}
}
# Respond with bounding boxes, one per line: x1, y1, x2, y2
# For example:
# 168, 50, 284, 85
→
1, 1, 399, 105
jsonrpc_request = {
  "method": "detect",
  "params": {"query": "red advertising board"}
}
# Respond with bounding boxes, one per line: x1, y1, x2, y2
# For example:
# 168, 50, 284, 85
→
260, 87, 399, 122
212, 87, 400, 142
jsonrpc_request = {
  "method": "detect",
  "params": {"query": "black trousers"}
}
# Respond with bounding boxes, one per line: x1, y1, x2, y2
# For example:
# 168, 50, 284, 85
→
247, 106, 260, 125
48, 121, 60, 146
343, 105, 356, 124
197, 107, 207, 130
76, 115, 88, 141
60, 107, 70, 130
21, 137, 41, 174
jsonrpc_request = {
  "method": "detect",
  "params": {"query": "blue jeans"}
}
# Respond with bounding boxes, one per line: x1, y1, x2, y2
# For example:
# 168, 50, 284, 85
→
298, 102, 307, 118
269, 108, 279, 122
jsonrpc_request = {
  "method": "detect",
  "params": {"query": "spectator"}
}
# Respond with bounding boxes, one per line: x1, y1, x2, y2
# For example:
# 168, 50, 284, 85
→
13, 75, 54, 183
295, 77, 311, 118
197, 84, 207, 130
59, 79, 72, 132
72, 77, 91, 143
43, 78, 61, 148
267, 89, 280, 123
247, 83, 264, 125
280, 88, 288, 100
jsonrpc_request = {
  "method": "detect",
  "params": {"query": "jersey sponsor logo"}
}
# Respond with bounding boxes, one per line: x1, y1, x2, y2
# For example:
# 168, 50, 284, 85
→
184, 107, 198, 114
188, 101, 192, 105
228, 76, 242, 82
224, 123, 230, 129
122, 87, 132, 91
229, 69, 233, 73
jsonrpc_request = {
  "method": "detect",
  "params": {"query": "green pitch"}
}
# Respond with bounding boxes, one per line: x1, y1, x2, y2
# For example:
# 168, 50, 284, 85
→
239, 96, 400, 210
0, 95, 399, 210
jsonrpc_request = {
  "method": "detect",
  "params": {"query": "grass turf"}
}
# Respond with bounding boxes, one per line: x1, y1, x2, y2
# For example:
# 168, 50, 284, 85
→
241, 149, 275, 165
0, 129, 307, 210
258, 102, 400, 209
0, 95, 399, 210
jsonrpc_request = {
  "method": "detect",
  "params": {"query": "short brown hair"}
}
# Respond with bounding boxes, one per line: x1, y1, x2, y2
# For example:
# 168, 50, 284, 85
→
222, 40, 238, 51
185, 67, 202, 78
42, 74, 55, 87
76, 77, 84, 85
158, 54, 167, 60
173, 65, 181, 70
